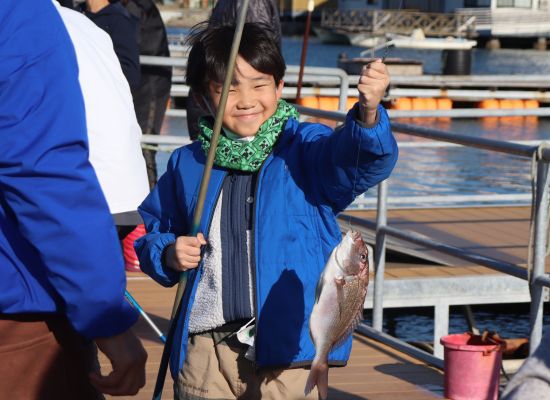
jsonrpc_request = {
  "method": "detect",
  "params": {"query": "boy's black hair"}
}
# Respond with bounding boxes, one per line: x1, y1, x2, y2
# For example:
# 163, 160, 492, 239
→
185, 22, 286, 95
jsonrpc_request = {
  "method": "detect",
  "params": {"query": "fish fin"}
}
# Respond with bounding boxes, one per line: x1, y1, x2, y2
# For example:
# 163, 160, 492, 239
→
331, 311, 363, 350
305, 360, 329, 399
334, 276, 346, 286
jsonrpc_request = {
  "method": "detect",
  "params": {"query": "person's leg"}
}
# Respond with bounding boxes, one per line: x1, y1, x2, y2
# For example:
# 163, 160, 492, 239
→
257, 367, 319, 400
175, 332, 237, 400
0, 314, 102, 400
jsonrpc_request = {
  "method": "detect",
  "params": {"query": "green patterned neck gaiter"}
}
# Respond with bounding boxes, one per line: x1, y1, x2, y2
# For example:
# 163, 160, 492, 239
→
198, 100, 299, 172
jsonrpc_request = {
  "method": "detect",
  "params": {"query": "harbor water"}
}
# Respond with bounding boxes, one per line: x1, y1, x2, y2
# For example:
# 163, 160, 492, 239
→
158, 34, 550, 343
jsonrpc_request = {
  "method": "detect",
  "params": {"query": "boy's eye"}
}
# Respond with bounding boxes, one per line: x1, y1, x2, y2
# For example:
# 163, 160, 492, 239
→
255, 84, 267, 89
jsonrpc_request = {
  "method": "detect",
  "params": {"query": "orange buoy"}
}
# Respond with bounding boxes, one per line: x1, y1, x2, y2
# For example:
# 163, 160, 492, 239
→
347, 97, 359, 110
511, 99, 524, 109
524, 99, 540, 108
392, 97, 412, 110
318, 96, 339, 111
499, 99, 516, 109
424, 98, 438, 110
478, 99, 499, 109
412, 97, 428, 110
296, 96, 319, 109
437, 98, 453, 110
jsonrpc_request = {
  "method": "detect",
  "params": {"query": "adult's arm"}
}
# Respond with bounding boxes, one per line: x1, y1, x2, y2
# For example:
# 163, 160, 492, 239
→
0, 0, 137, 339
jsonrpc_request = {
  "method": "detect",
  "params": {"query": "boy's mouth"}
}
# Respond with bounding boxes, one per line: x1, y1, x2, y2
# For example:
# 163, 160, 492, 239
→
235, 112, 260, 120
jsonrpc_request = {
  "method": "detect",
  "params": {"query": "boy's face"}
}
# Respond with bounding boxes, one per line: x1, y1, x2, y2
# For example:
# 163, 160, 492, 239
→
207, 56, 284, 138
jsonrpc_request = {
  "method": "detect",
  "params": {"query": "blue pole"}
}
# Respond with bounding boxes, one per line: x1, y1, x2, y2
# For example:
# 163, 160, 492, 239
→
125, 290, 166, 343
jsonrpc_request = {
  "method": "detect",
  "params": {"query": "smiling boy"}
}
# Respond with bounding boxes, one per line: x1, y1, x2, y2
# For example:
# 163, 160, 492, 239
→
135, 22, 398, 400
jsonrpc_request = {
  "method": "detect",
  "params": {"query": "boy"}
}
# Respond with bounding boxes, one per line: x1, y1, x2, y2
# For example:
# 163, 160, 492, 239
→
136, 23, 398, 400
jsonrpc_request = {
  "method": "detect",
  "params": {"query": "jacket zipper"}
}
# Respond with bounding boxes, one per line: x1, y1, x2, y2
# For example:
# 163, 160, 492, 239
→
250, 157, 271, 369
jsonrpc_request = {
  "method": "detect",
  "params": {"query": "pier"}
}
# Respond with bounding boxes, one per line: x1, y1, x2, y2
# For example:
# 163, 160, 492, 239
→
320, 9, 476, 38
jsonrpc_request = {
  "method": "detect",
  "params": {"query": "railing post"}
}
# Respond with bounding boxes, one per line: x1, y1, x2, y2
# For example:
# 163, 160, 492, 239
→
433, 303, 449, 359
529, 159, 550, 354
373, 179, 388, 331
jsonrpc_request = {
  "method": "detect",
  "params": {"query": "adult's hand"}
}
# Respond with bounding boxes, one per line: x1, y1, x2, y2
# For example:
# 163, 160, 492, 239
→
90, 329, 147, 396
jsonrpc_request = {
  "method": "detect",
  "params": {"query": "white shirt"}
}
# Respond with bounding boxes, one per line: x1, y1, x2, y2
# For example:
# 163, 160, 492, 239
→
54, 1, 149, 214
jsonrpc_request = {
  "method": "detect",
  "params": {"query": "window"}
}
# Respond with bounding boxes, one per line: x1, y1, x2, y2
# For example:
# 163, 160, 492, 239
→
464, 0, 491, 6
497, 0, 532, 7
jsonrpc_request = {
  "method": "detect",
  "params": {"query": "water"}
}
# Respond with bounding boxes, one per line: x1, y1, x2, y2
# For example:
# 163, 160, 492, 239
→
363, 304, 550, 344
158, 34, 550, 342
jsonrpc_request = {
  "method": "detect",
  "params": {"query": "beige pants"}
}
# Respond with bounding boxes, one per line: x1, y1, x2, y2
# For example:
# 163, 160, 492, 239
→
175, 327, 318, 400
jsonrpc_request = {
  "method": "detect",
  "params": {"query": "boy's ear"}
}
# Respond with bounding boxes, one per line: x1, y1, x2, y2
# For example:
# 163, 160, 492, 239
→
276, 80, 284, 100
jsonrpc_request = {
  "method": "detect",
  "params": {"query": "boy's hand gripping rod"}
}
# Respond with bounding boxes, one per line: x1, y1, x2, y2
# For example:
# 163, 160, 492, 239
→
152, 1, 251, 398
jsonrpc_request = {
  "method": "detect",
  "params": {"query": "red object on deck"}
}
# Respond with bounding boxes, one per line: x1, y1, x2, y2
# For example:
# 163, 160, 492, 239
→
123, 224, 146, 272
441, 333, 502, 400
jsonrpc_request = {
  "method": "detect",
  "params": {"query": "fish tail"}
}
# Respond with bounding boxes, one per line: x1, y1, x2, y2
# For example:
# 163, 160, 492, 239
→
304, 359, 329, 399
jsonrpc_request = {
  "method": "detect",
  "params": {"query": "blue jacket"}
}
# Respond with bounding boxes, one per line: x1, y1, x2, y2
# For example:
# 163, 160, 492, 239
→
0, 0, 137, 339
136, 105, 398, 377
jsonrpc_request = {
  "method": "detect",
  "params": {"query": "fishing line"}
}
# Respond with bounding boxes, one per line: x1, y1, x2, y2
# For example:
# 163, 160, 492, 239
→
381, 0, 404, 62
348, 0, 404, 231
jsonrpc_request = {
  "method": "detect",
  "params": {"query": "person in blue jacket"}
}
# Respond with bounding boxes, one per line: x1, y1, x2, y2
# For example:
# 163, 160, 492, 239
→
0, 1, 146, 398
135, 22, 398, 400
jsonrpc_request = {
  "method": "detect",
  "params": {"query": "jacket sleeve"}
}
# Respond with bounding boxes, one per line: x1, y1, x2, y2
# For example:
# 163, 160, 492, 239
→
300, 104, 398, 213
135, 151, 187, 287
0, 0, 137, 339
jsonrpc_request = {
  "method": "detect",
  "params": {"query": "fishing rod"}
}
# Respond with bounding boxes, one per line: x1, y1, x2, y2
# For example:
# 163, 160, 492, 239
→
152, 0, 252, 398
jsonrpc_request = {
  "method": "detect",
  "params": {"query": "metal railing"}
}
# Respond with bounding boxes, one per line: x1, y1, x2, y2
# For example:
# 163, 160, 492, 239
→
140, 56, 350, 112
296, 106, 550, 360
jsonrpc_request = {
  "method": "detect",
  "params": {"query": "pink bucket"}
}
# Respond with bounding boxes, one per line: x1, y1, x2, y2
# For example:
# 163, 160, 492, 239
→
440, 333, 502, 400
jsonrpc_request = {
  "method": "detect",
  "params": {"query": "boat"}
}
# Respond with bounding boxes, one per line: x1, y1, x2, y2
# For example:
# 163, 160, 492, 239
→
386, 28, 477, 50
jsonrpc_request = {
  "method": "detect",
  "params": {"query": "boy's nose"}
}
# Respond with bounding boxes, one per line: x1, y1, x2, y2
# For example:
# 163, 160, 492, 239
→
236, 96, 255, 109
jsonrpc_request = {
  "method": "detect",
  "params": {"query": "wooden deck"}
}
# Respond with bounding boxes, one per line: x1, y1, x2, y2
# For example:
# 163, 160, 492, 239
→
102, 274, 445, 400
344, 205, 546, 278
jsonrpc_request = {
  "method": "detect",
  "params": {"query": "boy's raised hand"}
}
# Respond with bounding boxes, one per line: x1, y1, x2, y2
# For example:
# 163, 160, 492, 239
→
358, 59, 390, 125
165, 233, 207, 271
